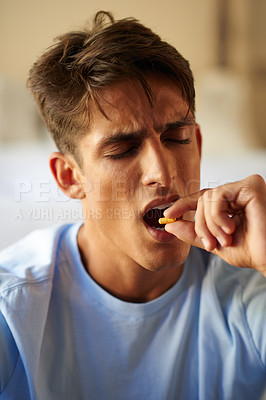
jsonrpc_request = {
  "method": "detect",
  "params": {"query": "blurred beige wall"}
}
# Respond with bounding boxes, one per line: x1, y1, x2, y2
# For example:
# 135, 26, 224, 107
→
0, 0, 265, 152
0, 0, 216, 84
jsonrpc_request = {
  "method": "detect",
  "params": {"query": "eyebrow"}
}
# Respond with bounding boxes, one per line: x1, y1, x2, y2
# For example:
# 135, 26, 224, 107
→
95, 116, 195, 155
160, 116, 195, 132
95, 130, 147, 156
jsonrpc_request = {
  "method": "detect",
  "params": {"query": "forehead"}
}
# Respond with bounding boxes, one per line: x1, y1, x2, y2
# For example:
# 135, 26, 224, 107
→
83, 74, 191, 150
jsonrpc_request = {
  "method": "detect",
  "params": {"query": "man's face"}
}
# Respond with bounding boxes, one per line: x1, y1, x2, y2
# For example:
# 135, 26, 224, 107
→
78, 73, 201, 272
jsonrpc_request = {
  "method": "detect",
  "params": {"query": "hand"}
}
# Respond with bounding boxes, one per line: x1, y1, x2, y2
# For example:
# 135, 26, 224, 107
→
164, 175, 266, 276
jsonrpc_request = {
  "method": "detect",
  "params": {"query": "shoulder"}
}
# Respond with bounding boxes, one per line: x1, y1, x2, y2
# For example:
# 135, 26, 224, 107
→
0, 311, 19, 394
0, 223, 74, 294
205, 254, 266, 365
0, 223, 81, 394
207, 254, 266, 297
203, 253, 266, 309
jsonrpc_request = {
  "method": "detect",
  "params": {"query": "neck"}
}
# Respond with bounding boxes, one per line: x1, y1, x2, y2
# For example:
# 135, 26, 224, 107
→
77, 225, 184, 303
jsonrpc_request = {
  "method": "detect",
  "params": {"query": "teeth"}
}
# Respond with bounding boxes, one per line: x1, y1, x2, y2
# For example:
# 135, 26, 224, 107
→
153, 227, 165, 231
151, 202, 174, 211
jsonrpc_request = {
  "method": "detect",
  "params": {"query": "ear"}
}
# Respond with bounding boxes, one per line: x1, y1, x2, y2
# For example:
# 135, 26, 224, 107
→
49, 152, 85, 199
195, 124, 202, 159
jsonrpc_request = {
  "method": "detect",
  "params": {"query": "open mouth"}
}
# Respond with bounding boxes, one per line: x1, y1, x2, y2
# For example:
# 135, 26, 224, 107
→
143, 203, 173, 231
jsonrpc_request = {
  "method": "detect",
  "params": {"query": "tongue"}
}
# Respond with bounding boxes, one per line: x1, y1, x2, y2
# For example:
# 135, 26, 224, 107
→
143, 208, 165, 228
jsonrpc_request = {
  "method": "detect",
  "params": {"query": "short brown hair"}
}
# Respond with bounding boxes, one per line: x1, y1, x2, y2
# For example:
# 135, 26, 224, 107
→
27, 11, 195, 163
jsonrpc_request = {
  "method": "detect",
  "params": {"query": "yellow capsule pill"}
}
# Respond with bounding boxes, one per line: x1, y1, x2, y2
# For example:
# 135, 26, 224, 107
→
158, 217, 177, 225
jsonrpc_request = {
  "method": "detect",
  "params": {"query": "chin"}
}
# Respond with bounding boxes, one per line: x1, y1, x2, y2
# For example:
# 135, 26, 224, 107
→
140, 242, 191, 272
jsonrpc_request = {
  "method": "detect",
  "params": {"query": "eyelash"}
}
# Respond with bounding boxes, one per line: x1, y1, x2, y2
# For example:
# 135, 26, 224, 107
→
165, 138, 191, 145
107, 137, 191, 160
107, 146, 140, 160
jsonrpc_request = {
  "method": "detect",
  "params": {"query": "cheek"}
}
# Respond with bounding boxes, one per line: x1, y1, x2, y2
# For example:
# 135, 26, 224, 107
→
180, 150, 201, 195
173, 164, 200, 198
102, 162, 141, 202
82, 164, 140, 205
183, 173, 201, 197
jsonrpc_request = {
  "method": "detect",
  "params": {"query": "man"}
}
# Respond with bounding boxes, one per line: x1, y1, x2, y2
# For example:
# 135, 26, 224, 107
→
0, 11, 265, 400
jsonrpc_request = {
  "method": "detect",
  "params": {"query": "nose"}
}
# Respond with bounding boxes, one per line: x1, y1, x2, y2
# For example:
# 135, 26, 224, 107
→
141, 139, 176, 188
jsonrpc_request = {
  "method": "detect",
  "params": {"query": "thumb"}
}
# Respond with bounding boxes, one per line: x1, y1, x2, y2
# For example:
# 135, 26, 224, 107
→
165, 219, 205, 250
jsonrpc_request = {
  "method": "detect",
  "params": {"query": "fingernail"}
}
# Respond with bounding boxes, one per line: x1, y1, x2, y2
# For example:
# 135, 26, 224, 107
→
222, 226, 231, 235
217, 236, 226, 247
202, 238, 210, 250
164, 210, 172, 218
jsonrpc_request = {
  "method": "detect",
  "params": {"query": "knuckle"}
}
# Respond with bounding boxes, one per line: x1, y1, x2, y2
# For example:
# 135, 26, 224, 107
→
202, 189, 212, 203
250, 174, 265, 185
245, 174, 265, 189
243, 174, 266, 200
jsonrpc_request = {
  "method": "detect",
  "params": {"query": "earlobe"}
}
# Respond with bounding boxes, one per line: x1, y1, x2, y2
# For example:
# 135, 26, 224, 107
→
49, 152, 85, 199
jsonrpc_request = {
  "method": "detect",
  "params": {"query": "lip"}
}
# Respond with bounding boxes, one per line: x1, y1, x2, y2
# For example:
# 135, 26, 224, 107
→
144, 223, 177, 243
142, 195, 180, 243
142, 195, 180, 217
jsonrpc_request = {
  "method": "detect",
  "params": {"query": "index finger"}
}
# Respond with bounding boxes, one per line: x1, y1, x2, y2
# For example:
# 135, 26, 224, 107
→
164, 189, 207, 219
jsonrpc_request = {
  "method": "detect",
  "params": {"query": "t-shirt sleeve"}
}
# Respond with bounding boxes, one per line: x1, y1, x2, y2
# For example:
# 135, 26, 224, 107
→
241, 271, 266, 367
0, 311, 19, 395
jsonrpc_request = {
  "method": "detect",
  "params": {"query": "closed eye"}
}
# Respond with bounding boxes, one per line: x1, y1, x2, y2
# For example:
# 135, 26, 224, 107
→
164, 137, 191, 144
162, 130, 192, 146
106, 145, 140, 160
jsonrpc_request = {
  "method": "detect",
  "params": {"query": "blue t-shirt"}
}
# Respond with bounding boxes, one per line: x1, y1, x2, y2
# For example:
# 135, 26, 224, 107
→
0, 223, 265, 400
